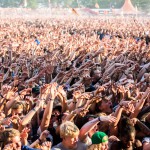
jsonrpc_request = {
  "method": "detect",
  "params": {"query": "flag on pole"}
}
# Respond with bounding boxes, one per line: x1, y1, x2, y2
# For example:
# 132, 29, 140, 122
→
72, 8, 79, 15
95, 3, 99, 8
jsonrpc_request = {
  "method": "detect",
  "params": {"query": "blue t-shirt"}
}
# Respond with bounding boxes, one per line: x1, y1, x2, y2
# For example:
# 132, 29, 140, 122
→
22, 145, 39, 150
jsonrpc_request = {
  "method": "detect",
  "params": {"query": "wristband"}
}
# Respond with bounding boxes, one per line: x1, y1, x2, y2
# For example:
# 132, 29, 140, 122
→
49, 98, 54, 101
38, 138, 42, 144
18, 91, 21, 95
92, 91, 95, 97
98, 116, 101, 122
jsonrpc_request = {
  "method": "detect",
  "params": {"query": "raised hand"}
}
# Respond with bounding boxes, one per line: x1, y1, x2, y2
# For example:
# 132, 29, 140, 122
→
11, 115, 22, 125
45, 83, 58, 100
40, 84, 49, 95
95, 86, 105, 95
72, 90, 82, 99
41, 141, 52, 150
19, 88, 32, 96
117, 85, 126, 94
119, 100, 135, 113
1, 85, 12, 95
1, 117, 11, 126
78, 93, 91, 100
40, 84, 50, 99
40, 130, 50, 141
79, 108, 89, 117
5, 87, 17, 100
20, 127, 30, 140
57, 85, 67, 98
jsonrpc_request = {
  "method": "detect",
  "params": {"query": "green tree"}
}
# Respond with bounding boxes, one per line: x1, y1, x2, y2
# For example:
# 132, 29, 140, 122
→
0, 0, 22, 7
27, 0, 38, 9
132, 0, 150, 12
0, 0, 150, 12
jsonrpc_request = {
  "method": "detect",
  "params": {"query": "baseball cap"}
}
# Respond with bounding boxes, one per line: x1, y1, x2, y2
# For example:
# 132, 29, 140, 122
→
91, 131, 108, 144
32, 86, 40, 94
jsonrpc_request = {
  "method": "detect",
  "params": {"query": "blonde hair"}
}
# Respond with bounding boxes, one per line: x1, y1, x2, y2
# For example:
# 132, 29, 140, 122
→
60, 121, 79, 138
0, 128, 20, 148
87, 144, 102, 150
11, 101, 27, 114
12, 101, 24, 110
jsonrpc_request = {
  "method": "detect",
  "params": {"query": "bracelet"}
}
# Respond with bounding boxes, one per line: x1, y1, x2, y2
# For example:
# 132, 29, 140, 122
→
98, 116, 101, 122
41, 98, 46, 101
18, 91, 21, 95
92, 91, 95, 97
38, 138, 42, 144
71, 111, 76, 115
32, 108, 37, 112
49, 98, 54, 101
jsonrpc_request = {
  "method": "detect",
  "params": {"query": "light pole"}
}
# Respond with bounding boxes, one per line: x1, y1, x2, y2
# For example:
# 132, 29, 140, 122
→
48, 0, 52, 15
48, 0, 51, 8
23, 0, 27, 8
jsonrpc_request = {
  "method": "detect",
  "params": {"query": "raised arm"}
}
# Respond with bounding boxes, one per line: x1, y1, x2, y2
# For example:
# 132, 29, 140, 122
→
40, 83, 57, 132
79, 115, 116, 142
21, 100, 43, 126
130, 87, 150, 119
57, 85, 68, 113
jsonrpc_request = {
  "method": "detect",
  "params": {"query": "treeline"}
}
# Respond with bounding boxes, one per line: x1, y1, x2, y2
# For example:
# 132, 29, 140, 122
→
0, 0, 150, 12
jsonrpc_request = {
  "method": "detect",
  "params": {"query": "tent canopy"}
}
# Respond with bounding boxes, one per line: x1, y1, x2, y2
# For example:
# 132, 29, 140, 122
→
121, 0, 137, 14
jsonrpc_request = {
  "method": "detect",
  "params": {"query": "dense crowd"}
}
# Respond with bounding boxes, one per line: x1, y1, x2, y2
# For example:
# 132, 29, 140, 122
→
0, 16, 149, 150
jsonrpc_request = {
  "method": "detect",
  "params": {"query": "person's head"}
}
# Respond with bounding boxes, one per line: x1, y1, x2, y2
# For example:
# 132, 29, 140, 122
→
120, 125, 136, 149
96, 98, 113, 114
60, 121, 79, 149
74, 114, 97, 129
52, 105, 62, 117
93, 69, 102, 79
32, 86, 40, 97
0, 128, 21, 149
49, 105, 62, 126
88, 131, 108, 150
11, 101, 24, 116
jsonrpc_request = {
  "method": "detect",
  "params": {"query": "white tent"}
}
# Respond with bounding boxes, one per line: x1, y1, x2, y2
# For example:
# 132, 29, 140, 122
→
121, 0, 138, 14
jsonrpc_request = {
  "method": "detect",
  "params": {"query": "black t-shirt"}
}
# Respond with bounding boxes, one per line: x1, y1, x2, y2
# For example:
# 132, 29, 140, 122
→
48, 127, 62, 147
